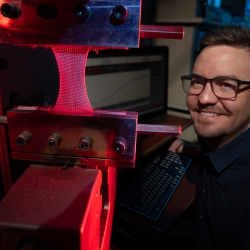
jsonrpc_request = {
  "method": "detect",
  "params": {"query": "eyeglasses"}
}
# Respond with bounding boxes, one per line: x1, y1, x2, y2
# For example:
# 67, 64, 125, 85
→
181, 75, 250, 100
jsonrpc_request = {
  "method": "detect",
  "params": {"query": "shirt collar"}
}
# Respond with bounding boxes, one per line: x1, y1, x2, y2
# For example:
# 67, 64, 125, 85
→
198, 128, 250, 173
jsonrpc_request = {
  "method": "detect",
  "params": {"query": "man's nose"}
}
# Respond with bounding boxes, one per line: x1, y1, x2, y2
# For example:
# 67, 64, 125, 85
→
198, 82, 218, 104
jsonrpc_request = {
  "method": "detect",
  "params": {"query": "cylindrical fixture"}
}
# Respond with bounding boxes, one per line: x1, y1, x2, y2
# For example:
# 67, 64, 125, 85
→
79, 136, 93, 151
16, 131, 32, 147
74, 4, 91, 20
47, 133, 62, 149
0, 3, 21, 19
112, 138, 126, 153
111, 4, 128, 22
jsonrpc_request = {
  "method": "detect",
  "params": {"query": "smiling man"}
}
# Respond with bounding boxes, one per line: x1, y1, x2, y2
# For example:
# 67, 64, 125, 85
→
169, 25, 250, 249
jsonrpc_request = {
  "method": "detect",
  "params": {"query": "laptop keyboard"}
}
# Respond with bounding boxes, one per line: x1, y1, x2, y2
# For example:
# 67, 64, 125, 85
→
117, 151, 192, 220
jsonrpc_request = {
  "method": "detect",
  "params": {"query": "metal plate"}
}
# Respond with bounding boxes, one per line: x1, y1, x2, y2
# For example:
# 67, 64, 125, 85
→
7, 109, 138, 167
0, 0, 141, 47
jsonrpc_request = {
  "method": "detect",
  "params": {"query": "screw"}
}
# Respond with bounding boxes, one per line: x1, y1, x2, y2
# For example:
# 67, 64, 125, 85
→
112, 138, 126, 153
16, 131, 32, 147
79, 136, 93, 151
74, 4, 91, 20
112, 5, 128, 22
47, 133, 62, 149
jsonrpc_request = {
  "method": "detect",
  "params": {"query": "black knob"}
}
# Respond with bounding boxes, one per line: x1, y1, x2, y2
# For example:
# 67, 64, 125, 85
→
0, 3, 21, 19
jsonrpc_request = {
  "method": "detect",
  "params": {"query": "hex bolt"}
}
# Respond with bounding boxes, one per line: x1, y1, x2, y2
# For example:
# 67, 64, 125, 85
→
112, 4, 128, 22
112, 138, 126, 153
79, 136, 93, 151
16, 131, 32, 147
74, 4, 91, 20
0, 3, 21, 19
47, 133, 62, 149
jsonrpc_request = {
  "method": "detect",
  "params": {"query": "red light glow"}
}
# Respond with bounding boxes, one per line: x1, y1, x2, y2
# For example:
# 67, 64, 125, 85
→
50, 45, 93, 114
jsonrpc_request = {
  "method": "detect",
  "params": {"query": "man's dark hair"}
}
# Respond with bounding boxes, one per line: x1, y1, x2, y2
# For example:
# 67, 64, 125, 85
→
198, 25, 250, 53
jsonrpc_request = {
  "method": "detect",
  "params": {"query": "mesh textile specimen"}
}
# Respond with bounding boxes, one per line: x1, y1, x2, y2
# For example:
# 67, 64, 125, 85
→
51, 45, 93, 113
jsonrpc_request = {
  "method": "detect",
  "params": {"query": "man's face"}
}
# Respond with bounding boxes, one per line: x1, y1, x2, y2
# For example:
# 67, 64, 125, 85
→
187, 45, 250, 150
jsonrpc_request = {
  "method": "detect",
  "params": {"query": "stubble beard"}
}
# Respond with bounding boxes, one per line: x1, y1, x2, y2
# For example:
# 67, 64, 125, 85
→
193, 121, 226, 141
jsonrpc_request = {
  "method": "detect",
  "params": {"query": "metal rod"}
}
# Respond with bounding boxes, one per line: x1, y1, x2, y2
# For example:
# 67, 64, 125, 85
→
0, 116, 7, 125
137, 124, 181, 136
140, 25, 184, 40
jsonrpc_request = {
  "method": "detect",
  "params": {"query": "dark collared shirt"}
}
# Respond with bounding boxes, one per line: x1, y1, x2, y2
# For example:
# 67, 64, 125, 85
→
196, 128, 250, 250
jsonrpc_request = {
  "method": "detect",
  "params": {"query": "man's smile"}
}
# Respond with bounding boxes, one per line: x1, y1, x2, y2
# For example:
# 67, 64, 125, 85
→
200, 111, 218, 117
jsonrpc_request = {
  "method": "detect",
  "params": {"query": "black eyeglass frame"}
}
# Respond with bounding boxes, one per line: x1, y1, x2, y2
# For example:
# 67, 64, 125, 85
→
181, 75, 250, 100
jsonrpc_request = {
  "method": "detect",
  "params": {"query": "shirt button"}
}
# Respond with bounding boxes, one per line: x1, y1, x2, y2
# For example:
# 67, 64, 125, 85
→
202, 189, 205, 193
199, 215, 203, 219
